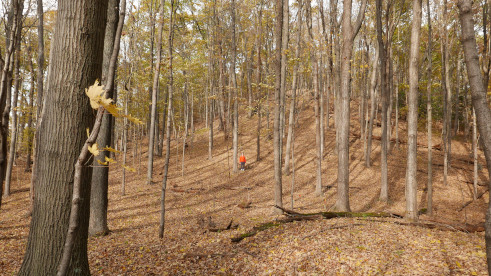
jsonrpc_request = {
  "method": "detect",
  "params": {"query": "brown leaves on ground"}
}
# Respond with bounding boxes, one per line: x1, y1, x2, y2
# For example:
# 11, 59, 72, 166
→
0, 98, 488, 274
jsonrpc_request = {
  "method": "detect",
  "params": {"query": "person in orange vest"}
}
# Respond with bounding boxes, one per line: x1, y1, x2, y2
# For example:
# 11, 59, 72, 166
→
239, 152, 246, 171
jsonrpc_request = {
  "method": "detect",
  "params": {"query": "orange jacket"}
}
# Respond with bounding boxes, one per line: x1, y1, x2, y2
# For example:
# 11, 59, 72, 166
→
239, 155, 246, 163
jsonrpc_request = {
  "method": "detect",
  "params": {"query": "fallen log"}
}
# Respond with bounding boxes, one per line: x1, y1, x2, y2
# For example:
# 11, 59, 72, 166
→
274, 205, 403, 219
231, 206, 402, 243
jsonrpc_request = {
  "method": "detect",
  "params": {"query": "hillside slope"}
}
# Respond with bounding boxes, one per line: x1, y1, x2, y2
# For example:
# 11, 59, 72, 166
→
0, 97, 488, 274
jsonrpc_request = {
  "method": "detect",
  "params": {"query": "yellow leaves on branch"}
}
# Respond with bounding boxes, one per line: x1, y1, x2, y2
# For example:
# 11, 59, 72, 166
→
85, 80, 144, 125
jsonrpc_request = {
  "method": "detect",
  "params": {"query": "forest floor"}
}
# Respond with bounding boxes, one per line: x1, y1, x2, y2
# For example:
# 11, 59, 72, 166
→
0, 96, 490, 275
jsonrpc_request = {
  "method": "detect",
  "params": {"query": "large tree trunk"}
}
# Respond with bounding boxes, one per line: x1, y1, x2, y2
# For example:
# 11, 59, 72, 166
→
334, 0, 367, 212
89, 0, 120, 237
147, 0, 166, 185
458, 1, 491, 273
406, 0, 422, 222
18, 1, 108, 274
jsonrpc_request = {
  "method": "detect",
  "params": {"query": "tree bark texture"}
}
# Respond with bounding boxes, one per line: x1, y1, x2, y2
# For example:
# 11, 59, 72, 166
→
458, 1, 491, 273
18, 1, 108, 274
406, 0, 422, 222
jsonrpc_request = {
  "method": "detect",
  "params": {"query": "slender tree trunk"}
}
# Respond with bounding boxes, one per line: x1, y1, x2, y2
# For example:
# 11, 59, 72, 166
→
473, 108, 477, 200
284, 0, 302, 175
365, 49, 379, 167
376, 0, 389, 202
231, 0, 239, 173
147, 0, 166, 185
25, 52, 35, 173
273, 0, 285, 213
4, 47, 20, 197
160, 0, 175, 239
30, 0, 45, 201
426, 0, 433, 216
19, 1, 108, 274
406, 0, 422, 222
442, 0, 451, 186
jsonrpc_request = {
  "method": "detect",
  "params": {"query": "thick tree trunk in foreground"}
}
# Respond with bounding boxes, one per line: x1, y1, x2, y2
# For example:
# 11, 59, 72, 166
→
147, 0, 166, 185
406, 0, 422, 222
458, 1, 491, 273
89, 0, 120, 237
18, 1, 108, 274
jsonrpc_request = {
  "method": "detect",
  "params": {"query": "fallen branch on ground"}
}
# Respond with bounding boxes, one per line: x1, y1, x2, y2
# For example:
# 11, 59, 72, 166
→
458, 188, 489, 212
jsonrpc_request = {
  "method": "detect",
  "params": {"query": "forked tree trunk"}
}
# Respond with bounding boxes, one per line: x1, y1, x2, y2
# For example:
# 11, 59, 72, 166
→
406, 0, 422, 222
147, 0, 166, 185
334, 0, 367, 212
89, 0, 120, 237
